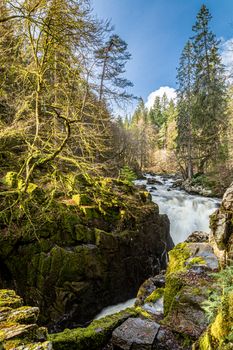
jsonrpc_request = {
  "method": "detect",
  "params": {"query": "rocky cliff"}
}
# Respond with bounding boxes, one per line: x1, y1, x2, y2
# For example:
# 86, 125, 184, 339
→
0, 178, 173, 331
48, 181, 233, 349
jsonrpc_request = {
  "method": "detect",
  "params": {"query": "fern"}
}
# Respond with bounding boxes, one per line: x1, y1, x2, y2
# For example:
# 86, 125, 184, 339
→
202, 264, 233, 321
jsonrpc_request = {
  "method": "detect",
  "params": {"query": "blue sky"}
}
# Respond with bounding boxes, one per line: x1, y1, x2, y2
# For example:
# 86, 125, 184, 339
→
91, 0, 233, 109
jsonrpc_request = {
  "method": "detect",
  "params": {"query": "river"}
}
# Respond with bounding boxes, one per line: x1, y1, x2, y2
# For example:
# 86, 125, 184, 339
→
135, 174, 220, 245
95, 174, 220, 319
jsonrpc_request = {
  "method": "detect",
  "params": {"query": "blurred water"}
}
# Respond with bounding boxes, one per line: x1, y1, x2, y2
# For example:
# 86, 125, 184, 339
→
135, 175, 220, 244
94, 298, 136, 320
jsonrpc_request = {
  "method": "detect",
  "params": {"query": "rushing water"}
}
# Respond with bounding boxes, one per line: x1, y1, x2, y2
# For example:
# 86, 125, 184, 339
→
94, 174, 220, 319
135, 174, 220, 245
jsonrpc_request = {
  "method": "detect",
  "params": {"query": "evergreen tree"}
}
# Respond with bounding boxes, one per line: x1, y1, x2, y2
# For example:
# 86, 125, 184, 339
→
148, 96, 164, 127
176, 40, 194, 178
192, 4, 227, 172
95, 34, 133, 102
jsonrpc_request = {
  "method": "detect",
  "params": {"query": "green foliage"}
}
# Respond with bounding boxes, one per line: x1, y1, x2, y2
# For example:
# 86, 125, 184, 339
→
119, 166, 137, 184
202, 265, 233, 322
176, 5, 227, 178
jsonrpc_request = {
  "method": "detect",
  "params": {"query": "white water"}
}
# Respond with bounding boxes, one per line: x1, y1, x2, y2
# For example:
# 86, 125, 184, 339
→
94, 174, 220, 319
94, 298, 136, 320
135, 174, 220, 244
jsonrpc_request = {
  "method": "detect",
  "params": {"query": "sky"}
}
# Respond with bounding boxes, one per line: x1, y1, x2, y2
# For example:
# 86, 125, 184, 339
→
91, 0, 233, 112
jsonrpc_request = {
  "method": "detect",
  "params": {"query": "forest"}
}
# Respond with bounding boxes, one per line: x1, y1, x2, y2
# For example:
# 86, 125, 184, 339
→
0, 1, 232, 350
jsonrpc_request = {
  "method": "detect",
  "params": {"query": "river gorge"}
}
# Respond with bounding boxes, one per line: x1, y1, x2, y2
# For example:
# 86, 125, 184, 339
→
95, 174, 220, 320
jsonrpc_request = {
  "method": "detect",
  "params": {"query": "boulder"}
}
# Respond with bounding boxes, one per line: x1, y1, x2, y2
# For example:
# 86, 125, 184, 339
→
185, 231, 209, 243
163, 242, 219, 340
111, 317, 160, 350
210, 181, 233, 263
147, 179, 163, 186
182, 179, 213, 197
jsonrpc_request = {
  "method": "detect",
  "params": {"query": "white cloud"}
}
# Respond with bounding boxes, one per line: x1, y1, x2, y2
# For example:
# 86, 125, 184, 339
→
221, 38, 233, 82
145, 86, 177, 110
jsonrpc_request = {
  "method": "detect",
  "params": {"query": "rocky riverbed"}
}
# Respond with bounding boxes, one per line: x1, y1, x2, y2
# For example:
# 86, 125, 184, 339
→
0, 178, 232, 350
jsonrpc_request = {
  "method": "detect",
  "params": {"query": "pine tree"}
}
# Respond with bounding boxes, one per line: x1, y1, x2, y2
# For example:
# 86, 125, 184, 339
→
192, 5, 227, 172
176, 40, 194, 178
148, 96, 164, 127
95, 34, 133, 103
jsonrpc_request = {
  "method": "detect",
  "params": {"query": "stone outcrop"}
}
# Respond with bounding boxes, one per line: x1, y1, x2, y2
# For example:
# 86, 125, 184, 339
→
163, 242, 219, 340
0, 289, 52, 350
210, 181, 233, 263
0, 179, 173, 331
111, 317, 160, 350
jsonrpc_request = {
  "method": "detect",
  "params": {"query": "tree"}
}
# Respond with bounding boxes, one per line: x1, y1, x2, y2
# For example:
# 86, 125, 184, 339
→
0, 0, 116, 231
176, 40, 194, 178
95, 34, 133, 103
192, 4, 227, 173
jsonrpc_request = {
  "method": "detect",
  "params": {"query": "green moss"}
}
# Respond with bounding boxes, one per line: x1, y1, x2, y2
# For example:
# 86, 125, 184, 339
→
0, 290, 23, 309
7, 306, 39, 324
145, 288, 164, 303
187, 256, 206, 268
49, 308, 137, 350
199, 331, 213, 350
3, 171, 18, 188
75, 224, 95, 243
134, 306, 154, 320
163, 243, 191, 316
166, 243, 191, 275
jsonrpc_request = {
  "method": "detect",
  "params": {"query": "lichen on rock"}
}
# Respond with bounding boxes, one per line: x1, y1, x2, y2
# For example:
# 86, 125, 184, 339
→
0, 289, 52, 350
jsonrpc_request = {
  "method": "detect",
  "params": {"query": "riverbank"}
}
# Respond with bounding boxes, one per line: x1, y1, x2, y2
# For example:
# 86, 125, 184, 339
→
49, 181, 233, 350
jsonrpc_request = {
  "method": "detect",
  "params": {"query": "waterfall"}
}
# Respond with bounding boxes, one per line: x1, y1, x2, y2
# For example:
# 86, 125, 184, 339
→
94, 174, 220, 319
135, 175, 220, 245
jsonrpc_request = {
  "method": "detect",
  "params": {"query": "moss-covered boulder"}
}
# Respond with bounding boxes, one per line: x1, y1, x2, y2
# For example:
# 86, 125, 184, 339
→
0, 178, 173, 331
163, 242, 219, 341
0, 289, 52, 350
49, 308, 137, 350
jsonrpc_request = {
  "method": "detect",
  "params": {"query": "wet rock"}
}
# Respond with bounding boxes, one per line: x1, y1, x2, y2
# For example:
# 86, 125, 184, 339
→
185, 231, 209, 243
187, 243, 219, 271
135, 274, 165, 306
112, 317, 160, 350
155, 326, 185, 350
147, 179, 163, 186
143, 297, 164, 318
171, 179, 183, 189
136, 184, 147, 191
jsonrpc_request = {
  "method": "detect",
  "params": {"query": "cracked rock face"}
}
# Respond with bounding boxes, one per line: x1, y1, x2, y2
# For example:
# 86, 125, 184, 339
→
0, 289, 52, 350
112, 317, 160, 350
210, 181, 233, 262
